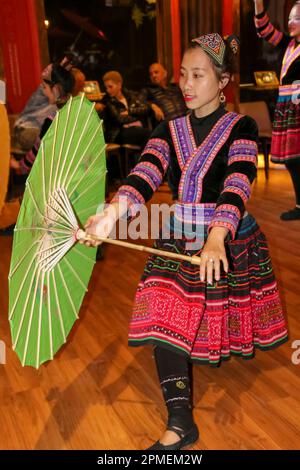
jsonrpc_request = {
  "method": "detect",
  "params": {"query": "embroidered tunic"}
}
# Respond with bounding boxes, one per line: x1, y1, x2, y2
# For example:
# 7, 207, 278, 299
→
112, 108, 288, 365
113, 107, 257, 239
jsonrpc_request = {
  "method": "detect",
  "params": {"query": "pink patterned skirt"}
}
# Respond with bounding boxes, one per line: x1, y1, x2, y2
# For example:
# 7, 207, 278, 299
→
271, 84, 300, 163
128, 204, 288, 366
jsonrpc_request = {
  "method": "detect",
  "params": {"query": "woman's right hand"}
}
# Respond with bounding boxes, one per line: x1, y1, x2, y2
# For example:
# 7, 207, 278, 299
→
79, 207, 117, 247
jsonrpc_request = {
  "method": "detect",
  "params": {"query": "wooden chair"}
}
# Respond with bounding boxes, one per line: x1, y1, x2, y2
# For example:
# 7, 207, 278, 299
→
105, 143, 123, 179
239, 101, 273, 179
121, 144, 141, 177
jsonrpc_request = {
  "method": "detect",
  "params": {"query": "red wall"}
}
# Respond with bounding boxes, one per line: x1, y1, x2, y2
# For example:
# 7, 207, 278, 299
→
222, 0, 234, 36
170, 0, 181, 83
222, 0, 235, 104
0, 0, 42, 113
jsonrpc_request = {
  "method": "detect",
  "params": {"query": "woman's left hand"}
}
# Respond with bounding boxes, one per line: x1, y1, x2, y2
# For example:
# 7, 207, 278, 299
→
199, 227, 229, 284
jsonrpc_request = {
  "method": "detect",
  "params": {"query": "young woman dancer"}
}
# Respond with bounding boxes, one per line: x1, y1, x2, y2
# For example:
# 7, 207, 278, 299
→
81, 34, 288, 450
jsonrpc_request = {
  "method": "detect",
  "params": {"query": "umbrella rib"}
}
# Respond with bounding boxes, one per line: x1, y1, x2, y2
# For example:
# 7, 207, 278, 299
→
38, 237, 75, 272
62, 257, 88, 292
49, 190, 77, 228
57, 264, 78, 319
61, 103, 96, 187
73, 246, 95, 263
51, 269, 66, 343
64, 122, 103, 191
11, 264, 39, 347
72, 173, 105, 209
49, 235, 72, 241
46, 197, 75, 230
67, 141, 106, 197
57, 93, 85, 187
70, 167, 107, 203
36, 270, 45, 368
21, 267, 42, 366
46, 271, 54, 360
15, 227, 72, 235
37, 236, 73, 257
9, 256, 38, 319
27, 182, 74, 231
42, 240, 74, 271
11, 235, 70, 254
9, 240, 39, 280
53, 97, 72, 190
41, 142, 47, 206
49, 113, 59, 194
42, 238, 75, 272
57, 188, 78, 227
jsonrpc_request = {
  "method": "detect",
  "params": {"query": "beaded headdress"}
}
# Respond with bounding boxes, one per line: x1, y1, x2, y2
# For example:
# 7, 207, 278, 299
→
191, 33, 239, 65
192, 33, 225, 65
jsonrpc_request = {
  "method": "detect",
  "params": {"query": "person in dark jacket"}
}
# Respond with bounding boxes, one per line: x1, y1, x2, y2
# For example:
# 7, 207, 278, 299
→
141, 63, 187, 123
102, 70, 151, 149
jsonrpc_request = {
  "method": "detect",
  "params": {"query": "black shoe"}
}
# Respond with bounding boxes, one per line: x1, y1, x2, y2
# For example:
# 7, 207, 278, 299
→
0, 224, 16, 236
280, 207, 300, 221
146, 423, 199, 450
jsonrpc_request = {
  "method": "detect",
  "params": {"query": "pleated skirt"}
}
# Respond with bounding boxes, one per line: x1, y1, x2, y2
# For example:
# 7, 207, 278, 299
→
128, 204, 288, 366
271, 84, 300, 163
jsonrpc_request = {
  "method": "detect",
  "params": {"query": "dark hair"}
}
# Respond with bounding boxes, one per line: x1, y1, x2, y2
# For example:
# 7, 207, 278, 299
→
187, 37, 238, 80
49, 64, 75, 96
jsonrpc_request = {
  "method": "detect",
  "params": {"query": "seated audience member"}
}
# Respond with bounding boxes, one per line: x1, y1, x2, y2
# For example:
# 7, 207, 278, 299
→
1, 65, 82, 236
11, 64, 77, 176
102, 70, 151, 149
11, 58, 73, 152
141, 62, 187, 123
142, 63, 187, 200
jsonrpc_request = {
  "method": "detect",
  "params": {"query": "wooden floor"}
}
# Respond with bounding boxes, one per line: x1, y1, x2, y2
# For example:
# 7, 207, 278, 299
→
0, 168, 300, 450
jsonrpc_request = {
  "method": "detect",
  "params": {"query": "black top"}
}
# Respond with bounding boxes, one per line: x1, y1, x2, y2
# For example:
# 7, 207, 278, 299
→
141, 83, 187, 121
113, 106, 259, 239
120, 106, 258, 217
102, 88, 152, 142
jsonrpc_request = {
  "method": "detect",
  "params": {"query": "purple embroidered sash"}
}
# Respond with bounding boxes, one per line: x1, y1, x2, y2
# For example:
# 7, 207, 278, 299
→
281, 39, 300, 83
169, 112, 242, 203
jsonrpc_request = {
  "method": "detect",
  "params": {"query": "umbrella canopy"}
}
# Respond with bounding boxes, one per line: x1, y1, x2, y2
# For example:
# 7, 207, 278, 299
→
0, 103, 10, 215
8, 95, 106, 368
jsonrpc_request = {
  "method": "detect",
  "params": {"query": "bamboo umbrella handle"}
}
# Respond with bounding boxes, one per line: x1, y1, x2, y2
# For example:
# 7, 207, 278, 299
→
76, 229, 201, 265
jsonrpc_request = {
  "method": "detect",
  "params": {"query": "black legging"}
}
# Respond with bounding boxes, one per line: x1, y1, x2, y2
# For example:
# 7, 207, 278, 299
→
285, 158, 300, 206
154, 346, 194, 432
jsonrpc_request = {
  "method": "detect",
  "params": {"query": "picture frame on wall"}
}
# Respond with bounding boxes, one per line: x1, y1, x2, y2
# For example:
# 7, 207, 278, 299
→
254, 71, 279, 88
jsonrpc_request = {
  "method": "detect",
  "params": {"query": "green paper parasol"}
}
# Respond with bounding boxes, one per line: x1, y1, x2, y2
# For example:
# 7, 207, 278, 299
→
8, 95, 106, 368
